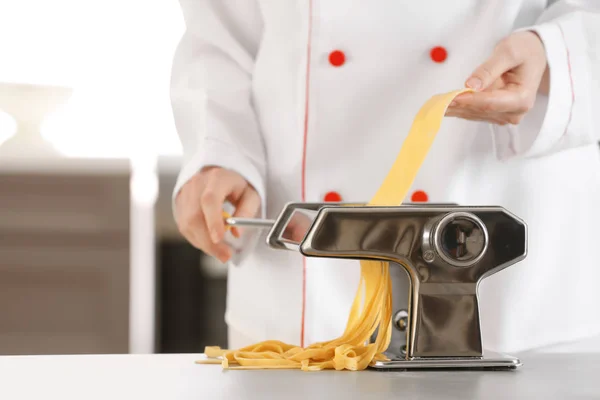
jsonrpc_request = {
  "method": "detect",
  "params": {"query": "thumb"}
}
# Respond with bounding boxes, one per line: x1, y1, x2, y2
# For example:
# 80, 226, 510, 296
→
231, 187, 261, 236
466, 42, 521, 91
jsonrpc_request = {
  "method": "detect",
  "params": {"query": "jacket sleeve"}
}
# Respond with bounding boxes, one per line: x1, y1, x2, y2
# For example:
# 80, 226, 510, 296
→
492, 1, 600, 160
170, 0, 267, 218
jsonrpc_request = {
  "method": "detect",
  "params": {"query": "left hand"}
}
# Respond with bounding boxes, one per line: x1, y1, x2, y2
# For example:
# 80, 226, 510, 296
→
446, 31, 549, 126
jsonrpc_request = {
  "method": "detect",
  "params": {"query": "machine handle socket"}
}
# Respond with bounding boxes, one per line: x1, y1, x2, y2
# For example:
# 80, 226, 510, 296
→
428, 212, 489, 268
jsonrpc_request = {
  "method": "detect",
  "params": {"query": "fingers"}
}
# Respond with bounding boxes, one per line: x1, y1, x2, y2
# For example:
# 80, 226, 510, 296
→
446, 95, 527, 125
446, 107, 502, 124
284, 213, 313, 243
232, 188, 261, 218
176, 192, 232, 263
445, 107, 510, 125
186, 215, 233, 263
175, 167, 261, 264
447, 84, 534, 125
452, 88, 534, 115
466, 38, 522, 91
230, 187, 261, 237
201, 169, 246, 244
453, 31, 546, 125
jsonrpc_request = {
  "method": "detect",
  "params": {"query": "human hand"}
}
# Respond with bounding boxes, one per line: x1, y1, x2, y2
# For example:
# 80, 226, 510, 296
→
446, 31, 549, 125
282, 211, 313, 243
175, 167, 261, 263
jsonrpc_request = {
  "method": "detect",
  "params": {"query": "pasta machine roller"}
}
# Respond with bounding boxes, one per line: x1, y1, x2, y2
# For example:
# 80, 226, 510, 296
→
227, 202, 527, 370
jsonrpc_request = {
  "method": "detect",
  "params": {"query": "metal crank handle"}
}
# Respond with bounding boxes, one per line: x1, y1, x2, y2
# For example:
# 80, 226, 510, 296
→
225, 217, 275, 229
222, 211, 275, 229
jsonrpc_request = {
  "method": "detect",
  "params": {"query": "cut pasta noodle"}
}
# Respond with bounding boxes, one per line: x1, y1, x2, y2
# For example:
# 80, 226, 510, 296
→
198, 88, 471, 371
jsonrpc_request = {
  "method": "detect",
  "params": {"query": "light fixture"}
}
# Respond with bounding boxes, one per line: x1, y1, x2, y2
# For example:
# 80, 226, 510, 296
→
0, 82, 73, 160
0, 109, 17, 146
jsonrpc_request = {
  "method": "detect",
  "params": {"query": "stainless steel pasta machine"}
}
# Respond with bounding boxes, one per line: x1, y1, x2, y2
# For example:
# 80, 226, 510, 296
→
226, 202, 528, 370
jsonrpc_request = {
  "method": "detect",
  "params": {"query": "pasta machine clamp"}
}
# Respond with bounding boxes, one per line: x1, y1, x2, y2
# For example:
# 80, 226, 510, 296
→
228, 202, 528, 370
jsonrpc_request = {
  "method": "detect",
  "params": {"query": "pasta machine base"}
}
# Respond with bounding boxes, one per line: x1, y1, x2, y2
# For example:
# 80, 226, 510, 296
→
371, 351, 521, 371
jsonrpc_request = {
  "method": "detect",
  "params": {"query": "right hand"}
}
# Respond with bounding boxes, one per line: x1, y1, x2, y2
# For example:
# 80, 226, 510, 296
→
175, 167, 261, 263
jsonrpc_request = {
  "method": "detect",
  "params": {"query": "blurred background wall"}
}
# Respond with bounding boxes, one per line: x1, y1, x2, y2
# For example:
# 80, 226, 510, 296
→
0, 1, 228, 355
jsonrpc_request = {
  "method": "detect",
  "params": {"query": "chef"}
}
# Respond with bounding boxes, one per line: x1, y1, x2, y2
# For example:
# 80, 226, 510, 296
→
170, 0, 600, 352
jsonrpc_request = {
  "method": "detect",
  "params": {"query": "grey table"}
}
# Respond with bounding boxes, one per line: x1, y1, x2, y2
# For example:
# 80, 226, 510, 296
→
1, 336, 599, 400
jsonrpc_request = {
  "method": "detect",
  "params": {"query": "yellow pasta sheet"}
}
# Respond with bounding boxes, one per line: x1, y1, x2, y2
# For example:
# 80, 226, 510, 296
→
199, 88, 471, 371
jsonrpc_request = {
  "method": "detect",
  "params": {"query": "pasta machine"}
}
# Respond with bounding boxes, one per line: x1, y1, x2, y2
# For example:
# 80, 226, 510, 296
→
227, 202, 527, 370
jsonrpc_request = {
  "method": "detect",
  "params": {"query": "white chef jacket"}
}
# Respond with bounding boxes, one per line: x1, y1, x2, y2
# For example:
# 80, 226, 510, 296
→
170, 0, 600, 353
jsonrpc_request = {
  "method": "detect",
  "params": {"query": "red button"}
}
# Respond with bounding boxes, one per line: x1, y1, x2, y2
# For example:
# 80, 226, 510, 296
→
430, 46, 447, 63
328, 50, 346, 67
324, 191, 343, 202
411, 190, 429, 202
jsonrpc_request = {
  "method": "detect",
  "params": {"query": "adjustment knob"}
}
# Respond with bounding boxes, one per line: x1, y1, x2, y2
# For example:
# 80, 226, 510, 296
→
393, 309, 408, 332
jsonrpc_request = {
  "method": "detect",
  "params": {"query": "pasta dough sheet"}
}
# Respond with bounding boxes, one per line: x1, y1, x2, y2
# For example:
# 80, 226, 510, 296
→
198, 88, 471, 371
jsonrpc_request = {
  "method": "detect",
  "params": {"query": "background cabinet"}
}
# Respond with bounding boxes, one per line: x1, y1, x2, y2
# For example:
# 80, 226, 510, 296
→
0, 169, 130, 355
155, 169, 229, 353
0, 162, 229, 356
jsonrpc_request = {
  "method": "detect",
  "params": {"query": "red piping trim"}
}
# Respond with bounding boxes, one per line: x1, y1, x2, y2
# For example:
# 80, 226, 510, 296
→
300, 0, 314, 348
558, 24, 574, 137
